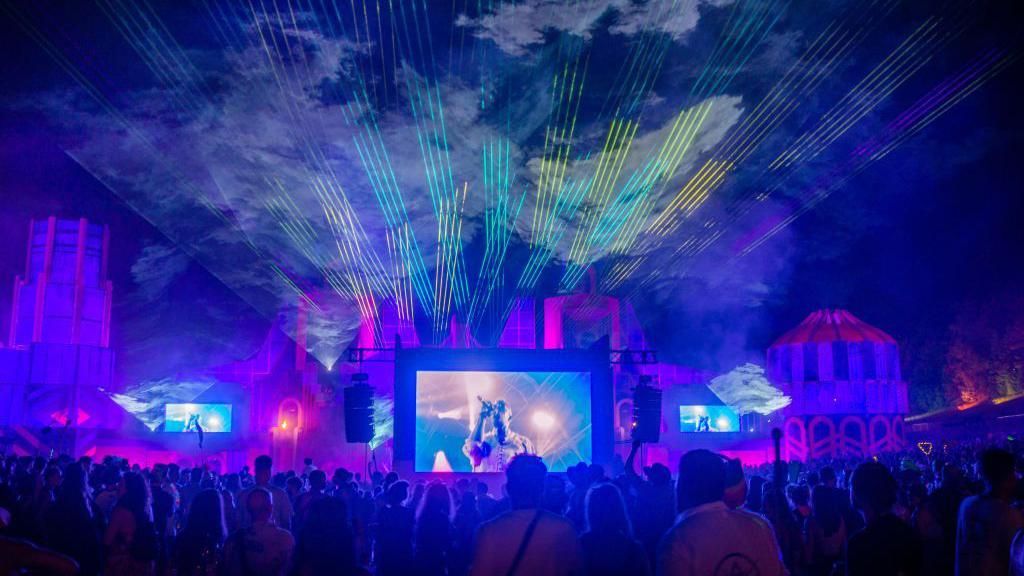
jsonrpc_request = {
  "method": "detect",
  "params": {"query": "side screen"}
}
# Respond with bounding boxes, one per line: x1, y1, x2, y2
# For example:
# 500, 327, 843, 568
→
165, 403, 232, 433
679, 405, 739, 433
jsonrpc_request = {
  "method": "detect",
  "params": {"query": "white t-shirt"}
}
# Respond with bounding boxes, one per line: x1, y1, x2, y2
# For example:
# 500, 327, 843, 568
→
224, 521, 295, 576
658, 501, 788, 576
470, 508, 583, 576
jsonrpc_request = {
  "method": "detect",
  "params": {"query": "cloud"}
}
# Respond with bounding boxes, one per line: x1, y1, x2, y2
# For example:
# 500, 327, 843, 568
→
458, 0, 733, 57
131, 243, 191, 300
18, 8, 537, 366
611, 0, 735, 39
9, 0, 799, 375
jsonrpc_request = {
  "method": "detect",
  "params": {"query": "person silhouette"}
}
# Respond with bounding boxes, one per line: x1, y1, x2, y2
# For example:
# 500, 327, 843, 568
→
697, 415, 711, 432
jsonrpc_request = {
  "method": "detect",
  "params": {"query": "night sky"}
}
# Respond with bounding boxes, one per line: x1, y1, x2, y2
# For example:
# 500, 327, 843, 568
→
1, 0, 1021, 411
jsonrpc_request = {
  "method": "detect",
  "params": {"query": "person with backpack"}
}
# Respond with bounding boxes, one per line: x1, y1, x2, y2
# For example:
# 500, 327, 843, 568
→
469, 454, 582, 576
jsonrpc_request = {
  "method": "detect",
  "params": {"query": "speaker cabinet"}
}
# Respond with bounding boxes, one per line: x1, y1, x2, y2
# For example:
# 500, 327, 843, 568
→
344, 375, 374, 443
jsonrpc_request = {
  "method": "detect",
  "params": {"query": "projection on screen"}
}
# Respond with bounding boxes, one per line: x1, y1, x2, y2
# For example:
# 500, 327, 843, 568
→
165, 403, 232, 433
679, 405, 739, 433
416, 371, 591, 473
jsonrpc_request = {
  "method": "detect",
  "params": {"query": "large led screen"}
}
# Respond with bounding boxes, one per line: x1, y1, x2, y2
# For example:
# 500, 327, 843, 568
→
416, 371, 591, 473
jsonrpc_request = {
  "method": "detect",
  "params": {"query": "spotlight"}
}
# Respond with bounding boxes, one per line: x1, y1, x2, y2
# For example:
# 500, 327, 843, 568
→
716, 417, 731, 431
532, 410, 555, 430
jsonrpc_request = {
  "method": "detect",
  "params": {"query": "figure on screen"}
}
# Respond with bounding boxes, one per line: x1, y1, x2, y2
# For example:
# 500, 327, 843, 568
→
463, 397, 535, 472
185, 413, 205, 448
697, 415, 711, 432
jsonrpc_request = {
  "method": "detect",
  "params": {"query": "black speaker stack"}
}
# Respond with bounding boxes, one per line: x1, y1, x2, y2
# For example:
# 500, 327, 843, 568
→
344, 372, 375, 443
631, 375, 662, 443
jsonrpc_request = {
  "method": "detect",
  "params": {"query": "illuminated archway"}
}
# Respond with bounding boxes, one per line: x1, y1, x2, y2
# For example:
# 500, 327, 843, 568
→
784, 417, 808, 461
839, 416, 868, 458
277, 398, 302, 431
808, 416, 837, 459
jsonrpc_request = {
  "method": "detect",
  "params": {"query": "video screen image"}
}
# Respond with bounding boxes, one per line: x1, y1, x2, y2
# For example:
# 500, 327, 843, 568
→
416, 371, 592, 473
165, 403, 232, 433
679, 405, 739, 433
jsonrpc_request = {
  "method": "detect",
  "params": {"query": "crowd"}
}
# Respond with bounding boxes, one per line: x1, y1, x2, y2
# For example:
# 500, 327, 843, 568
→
2, 439, 1024, 575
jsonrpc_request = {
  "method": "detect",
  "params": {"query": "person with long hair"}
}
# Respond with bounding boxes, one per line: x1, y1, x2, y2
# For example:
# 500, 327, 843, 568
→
46, 462, 103, 576
104, 471, 158, 576
291, 496, 360, 576
409, 482, 426, 514
580, 482, 650, 576
450, 491, 480, 576
762, 480, 804, 574
916, 464, 965, 576
804, 485, 846, 576
176, 488, 228, 576
415, 482, 453, 576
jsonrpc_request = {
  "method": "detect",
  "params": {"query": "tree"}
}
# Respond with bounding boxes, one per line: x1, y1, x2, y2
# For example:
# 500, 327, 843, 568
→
944, 339, 987, 405
942, 292, 1024, 405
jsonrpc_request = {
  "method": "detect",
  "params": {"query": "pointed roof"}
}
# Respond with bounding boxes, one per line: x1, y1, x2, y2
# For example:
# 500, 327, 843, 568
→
770, 309, 896, 348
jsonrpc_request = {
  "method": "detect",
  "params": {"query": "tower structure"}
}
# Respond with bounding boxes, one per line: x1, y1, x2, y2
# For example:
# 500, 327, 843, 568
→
767, 309, 908, 460
0, 217, 115, 454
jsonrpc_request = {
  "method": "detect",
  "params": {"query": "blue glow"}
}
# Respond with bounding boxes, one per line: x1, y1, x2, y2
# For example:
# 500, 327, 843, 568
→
679, 405, 739, 433
164, 403, 232, 433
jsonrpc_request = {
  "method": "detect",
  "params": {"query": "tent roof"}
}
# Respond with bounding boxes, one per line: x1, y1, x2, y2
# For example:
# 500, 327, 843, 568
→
771, 309, 897, 348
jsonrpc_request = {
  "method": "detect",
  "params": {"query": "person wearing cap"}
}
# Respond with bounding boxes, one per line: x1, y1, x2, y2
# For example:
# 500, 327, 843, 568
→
657, 449, 787, 576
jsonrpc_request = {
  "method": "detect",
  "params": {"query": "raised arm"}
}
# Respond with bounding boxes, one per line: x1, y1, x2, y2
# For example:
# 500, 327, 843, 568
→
463, 402, 492, 467
625, 438, 641, 477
